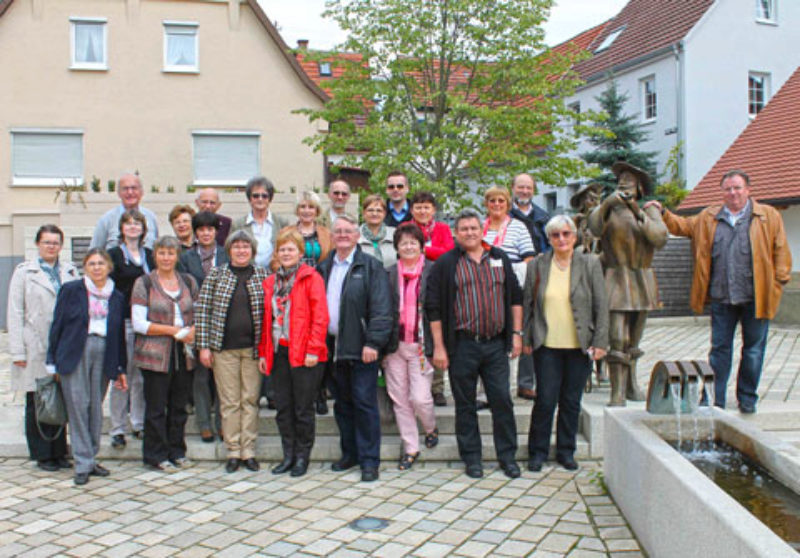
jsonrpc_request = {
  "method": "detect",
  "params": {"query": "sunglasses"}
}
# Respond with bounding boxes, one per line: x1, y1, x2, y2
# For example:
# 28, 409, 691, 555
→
386, 183, 405, 190
549, 230, 573, 239
250, 193, 270, 200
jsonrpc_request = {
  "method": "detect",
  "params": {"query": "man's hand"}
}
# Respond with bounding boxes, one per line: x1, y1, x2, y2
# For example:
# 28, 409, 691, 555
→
114, 374, 128, 391
510, 334, 522, 359
643, 200, 663, 212
199, 348, 214, 368
522, 346, 533, 355
588, 347, 607, 361
362, 346, 378, 364
432, 345, 449, 371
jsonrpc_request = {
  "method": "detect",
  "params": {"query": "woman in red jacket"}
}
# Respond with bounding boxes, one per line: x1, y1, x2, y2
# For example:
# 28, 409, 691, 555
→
258, 229, 329, 478
410, 191, 454, 261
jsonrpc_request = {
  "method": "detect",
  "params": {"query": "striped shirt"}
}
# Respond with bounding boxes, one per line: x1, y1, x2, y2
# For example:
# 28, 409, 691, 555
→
454, 251, 506, 338
483, 218, 535, 262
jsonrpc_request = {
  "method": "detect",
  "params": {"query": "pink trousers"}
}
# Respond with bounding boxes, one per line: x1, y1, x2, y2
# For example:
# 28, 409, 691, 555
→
383, 341, 437, 454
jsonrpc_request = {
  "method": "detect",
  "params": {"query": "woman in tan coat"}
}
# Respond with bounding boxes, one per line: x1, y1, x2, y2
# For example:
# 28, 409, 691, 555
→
7, 225, 79, 472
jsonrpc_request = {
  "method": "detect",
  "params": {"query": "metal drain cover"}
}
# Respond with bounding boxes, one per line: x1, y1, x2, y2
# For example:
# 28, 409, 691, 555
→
349, 517, 389, 531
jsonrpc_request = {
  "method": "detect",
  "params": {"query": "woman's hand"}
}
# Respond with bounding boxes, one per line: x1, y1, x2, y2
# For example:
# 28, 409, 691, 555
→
258, 358, 267, 375
304, 354, 319, 368
199, 348, 214, 368
182, 326, 196, 344
114, 374, 128, 391
12, 360, 26, 368
589, 347, 607, 361
522, 346, 532, 356
510, 335, 522, 359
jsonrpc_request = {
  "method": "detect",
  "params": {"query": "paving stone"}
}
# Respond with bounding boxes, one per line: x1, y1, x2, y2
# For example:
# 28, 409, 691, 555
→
554, 521, 596, 537
606, 538, 641, 552
453, 540, 496, 557
372, 542, 415, 557
412, 541, 455, 558
470, 530, 506, 545
510, 524, 549, 543
494, 539, 536, 556
576, 537, 606, 551
599, 526, 633, 539
538, 532, 578, 553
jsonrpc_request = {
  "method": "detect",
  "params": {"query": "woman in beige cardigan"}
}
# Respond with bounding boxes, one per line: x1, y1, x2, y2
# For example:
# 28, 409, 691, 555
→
522, 215, 608, 472
7, 225, 79, 472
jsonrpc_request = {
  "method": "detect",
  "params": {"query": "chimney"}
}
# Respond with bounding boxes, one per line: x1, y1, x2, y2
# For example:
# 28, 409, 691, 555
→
297, 39, 309, 50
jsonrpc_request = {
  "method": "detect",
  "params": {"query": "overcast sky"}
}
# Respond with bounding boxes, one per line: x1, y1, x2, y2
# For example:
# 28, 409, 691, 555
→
257, 0, 628, 50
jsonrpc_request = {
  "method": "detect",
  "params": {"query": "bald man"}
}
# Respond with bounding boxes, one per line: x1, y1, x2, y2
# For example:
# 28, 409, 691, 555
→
195, 188, 233, 246
90, 173, 159, 249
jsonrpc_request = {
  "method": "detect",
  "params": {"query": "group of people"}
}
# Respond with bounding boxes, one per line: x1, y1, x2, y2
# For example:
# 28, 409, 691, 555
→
8, 164, 790, 486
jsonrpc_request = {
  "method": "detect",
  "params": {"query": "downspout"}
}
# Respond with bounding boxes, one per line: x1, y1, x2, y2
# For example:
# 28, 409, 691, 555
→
672, 41, 686, 185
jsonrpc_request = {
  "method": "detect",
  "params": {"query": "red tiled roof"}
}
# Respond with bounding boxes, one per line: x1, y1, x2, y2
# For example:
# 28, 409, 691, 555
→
679, 65, 800, 210
294, 51, 365, 96
575, 0, 714, 82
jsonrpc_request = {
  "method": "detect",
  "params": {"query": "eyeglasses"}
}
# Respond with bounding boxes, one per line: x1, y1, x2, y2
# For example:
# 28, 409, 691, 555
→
39, 241, 61, 247
250, 193, 270, 200
333, 228, 356, 235
386, 183, 405, 190
487, 198, 507, 205
331, 191, 349, 197
365, 207, 385, 213
549, 230, 573, 239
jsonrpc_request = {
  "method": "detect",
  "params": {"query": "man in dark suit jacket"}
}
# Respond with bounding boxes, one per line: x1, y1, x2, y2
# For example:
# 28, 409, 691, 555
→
195, 188, 233, 247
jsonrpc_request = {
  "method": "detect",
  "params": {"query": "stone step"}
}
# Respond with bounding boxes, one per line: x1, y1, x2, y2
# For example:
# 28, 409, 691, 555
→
95, 432, 590, 463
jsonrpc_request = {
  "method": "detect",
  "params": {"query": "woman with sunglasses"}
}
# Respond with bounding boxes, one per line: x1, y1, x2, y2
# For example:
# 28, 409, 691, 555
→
522, 215, 608, 472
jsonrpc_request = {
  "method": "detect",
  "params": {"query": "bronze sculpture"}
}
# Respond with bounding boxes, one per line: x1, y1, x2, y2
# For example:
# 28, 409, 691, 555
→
570, 182, 603, 254
588, 162, 667, 406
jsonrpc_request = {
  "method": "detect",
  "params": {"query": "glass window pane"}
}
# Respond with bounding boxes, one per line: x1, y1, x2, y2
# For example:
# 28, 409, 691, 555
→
74, 22, 104, 65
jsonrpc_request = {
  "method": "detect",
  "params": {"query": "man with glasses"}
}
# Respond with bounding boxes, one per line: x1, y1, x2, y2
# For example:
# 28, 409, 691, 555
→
510, 173, 551, 254
588, 162, 667, 407
232, 176, 288, 270
384, 170, 413, 227
426, 209, 523, 479
646, 170, 791, 413
91, 173, 159, 249
321, 179, 352, 228
195, 188, 233, 246
318, 215, 392, 482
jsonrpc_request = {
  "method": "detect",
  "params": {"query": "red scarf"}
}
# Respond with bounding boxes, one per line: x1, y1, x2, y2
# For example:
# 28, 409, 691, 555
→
483, 216, 511, 248
398, 257, 424, 343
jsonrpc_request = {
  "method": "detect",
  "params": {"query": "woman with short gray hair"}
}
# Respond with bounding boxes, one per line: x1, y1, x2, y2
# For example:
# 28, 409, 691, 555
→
196, 230, 269, 473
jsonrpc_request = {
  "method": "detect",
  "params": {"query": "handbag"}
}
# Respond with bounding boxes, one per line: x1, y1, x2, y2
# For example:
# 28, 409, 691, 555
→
34, 375, 67, 441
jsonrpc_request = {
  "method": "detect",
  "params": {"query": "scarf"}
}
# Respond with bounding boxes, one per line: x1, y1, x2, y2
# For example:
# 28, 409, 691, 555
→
39, 258, 61, 293
121, 244, 150, 273
197, 245, 216, 275
360, 223, 387, 265
274, 263, 300, 328
483, 216, 512, 248
398, 257, 424, 343
84, 276, 114, 321
416, 219, 436, 244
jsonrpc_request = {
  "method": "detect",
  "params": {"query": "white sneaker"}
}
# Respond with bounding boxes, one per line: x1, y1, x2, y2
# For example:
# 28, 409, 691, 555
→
154, 460, 178, 473
172, 457, 193, 468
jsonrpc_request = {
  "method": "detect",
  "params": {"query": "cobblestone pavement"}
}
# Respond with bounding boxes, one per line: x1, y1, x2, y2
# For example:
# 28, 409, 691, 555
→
0, 459, 640, 558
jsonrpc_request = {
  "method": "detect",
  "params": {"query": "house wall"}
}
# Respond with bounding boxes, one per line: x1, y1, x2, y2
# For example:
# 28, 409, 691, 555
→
682, 0, 800, 188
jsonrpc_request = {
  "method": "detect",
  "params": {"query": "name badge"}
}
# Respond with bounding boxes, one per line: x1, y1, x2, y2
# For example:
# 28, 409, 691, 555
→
490, 258, 503, 268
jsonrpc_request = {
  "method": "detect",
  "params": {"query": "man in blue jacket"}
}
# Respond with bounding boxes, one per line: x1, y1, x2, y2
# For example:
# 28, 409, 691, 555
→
318, 214, 393, 482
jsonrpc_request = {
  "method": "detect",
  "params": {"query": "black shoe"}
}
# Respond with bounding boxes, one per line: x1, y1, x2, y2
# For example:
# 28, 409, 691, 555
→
90, 464, 110, 477
739, 403, 756, 414
225, 458, 240, 473
476, 399, 489, 411
424, 428, 439, 449
316, 399, 329, 415
201, 429, 215, 443
361, 468, 379, 482
465, 463, 483, 479
243, 458, 260, 472
37, 459, 59, 472
55, 457, 72, 469
111, 434, 126, 449
557, 455, 578, 471
132, 430, 144, 440
501, 461, 521, 479
331, 457, 358, 472
272, 457, 294, 475
433, 392, 447, 407
74, 473, 89, 486
528, 456, 545, 472
290, 457, 309, 478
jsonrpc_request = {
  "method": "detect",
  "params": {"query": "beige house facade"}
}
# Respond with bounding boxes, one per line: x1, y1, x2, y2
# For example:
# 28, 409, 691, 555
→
0, 0, 330, 326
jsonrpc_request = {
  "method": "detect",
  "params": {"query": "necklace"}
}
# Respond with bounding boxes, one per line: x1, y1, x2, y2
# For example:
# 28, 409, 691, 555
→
554, 256, 571, 271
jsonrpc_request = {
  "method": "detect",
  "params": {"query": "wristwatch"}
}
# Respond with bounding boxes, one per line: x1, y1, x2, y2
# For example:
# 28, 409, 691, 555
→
513, 330, 524, 336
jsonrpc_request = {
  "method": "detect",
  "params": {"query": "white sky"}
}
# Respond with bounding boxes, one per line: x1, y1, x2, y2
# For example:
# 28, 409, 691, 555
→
257, 0, 629, 50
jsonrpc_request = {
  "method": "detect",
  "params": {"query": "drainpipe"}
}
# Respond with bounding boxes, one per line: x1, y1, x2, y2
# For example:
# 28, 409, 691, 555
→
672, 41, 686, 186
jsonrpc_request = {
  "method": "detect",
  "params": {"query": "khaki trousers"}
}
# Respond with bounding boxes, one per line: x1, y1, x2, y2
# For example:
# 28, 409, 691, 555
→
213, 348, 261, 459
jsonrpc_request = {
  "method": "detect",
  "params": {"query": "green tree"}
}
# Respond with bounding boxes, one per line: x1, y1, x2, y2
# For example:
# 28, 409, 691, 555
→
654, 142, 687, 208
297, 0, 591, 209
581, 81, 659, 193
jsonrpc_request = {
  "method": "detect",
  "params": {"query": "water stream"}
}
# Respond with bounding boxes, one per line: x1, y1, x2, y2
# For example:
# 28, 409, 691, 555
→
669, 382, 682, 449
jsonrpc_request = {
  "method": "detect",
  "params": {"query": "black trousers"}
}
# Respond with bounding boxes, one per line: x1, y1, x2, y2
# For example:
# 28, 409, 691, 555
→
449, 335, 517, 465
25, 391, 67, 461
529, 346, 591, 461
141, 344, 192, 465
271, 346, 323, 460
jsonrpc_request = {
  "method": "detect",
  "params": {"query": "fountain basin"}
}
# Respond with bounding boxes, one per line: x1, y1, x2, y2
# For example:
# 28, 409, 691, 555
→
604, 408, 800, 558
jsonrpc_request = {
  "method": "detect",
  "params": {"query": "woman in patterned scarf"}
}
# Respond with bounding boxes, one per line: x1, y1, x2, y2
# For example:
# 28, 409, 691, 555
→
357, 194, 396, 268
258, 229, 329, 478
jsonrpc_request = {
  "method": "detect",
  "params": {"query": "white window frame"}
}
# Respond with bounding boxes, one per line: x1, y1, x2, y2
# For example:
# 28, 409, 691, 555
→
318, 62, 332, 76
748, 72, 770, 117
594, 27, 625, 53
69, 17, 108, 70
192, 130, 261, 187
11, 128, 84, 187
641, 76, 657, 123
756, 0, 777, 23
163, 21, 199, 73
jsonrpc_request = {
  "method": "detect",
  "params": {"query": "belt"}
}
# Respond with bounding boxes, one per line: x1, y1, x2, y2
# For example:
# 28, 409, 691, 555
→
457, 331, 502, 343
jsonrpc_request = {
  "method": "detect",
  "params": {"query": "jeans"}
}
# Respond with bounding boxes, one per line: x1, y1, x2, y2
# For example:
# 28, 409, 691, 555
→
332, 359, 381, 469
449, 335, 517, 465
709, 301, 769, 409
517, 353, 535, 391
529, 347, 591, 461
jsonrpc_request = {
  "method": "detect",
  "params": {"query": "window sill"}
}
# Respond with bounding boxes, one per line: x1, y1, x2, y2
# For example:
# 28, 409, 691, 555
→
69, 64, 108, 72
641, 118, 657, 125
163, 67, 199, 74
755, 18, 778, 27
12, 178, 85, 187
193, 180, 248, 187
